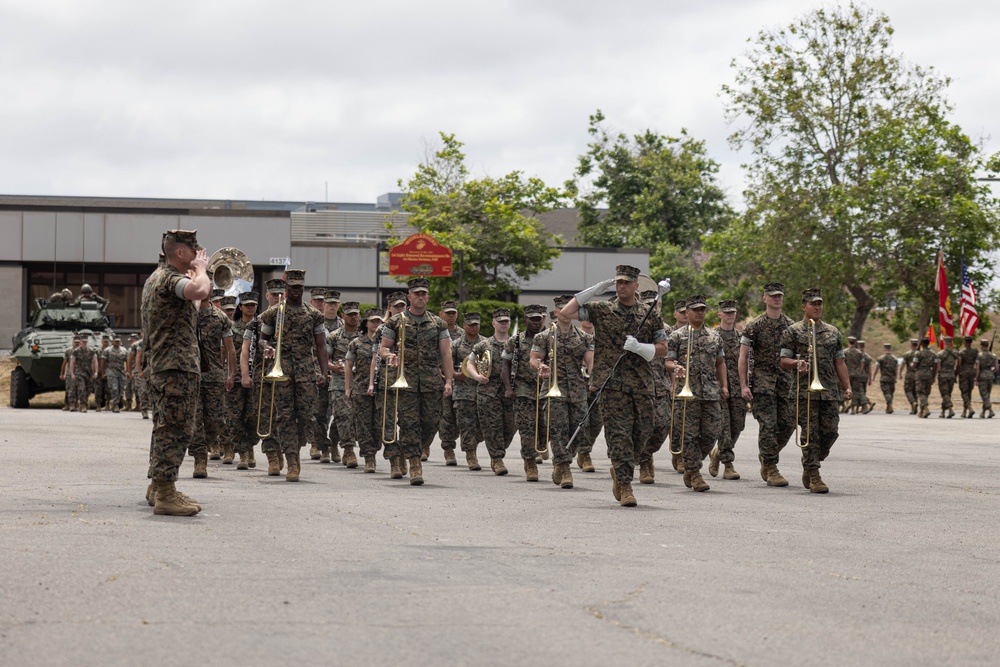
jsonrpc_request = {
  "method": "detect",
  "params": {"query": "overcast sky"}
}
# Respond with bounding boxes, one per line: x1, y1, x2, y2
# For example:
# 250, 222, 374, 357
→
1, 0, 997, 208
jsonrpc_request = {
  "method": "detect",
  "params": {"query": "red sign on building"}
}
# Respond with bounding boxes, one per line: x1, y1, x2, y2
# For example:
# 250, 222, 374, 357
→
388, 233, 453, 277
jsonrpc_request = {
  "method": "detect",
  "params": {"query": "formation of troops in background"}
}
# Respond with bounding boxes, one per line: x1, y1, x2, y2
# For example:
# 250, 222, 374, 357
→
62, 229, 994, 516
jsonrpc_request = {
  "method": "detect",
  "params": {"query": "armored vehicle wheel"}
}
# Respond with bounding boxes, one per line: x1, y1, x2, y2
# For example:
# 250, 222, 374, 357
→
10, 366, 30, 408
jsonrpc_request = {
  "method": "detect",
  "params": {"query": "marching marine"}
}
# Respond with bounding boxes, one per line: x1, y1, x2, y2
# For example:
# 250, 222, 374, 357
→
936, 336, 959, 418
466, 308, 517, 475
345, 308, 384, 473
976, 339, 996, 418
872, 343, 898, 413
451, 312, 485, 470
327, 301, 362, 468
502, 303, 549, 481
710, 299, 744, 480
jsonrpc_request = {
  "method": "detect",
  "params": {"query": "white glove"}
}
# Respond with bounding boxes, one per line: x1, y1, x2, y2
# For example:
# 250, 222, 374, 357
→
624, 335, 656, 362
574, 278, 615, 306
657, 278, 671, 297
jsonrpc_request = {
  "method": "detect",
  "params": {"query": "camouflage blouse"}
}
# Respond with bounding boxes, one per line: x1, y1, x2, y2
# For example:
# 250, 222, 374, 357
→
779, 319, 846, 402
531, 325, 594, 403
580, 299, 667, 396
667, 325, 725, 401
140, 265, 199, 375
259, 302, 325, 381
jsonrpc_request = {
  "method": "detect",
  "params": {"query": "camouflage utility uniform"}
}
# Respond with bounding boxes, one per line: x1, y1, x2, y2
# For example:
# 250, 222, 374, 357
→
844, 346, 865, 412
936, 347, 960, 414
913, 347, 937, 416
716, 327, 745, 465
451, 334, 484, 453
193, 304, 233, 459
901, 347, 918, 410
103, 344, 129, 410
503, 329, 547, 461
741, 314, 794, 466
472, 335, 517, 461
70, 345, 97, 411
958, 344, 979, 416
875, 353, 898, 410
977, 349, 997, 416
667, 325, 725, 474
346, 333, 380, 460
438, 325, 463, 452
327, 327, 361, 455
531, 325, 593, 468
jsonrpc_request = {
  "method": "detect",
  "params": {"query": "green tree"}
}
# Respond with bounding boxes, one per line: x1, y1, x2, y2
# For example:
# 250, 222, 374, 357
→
716, 2, 1000, 337
567, 110, 736, 297
390, 133, 563, 303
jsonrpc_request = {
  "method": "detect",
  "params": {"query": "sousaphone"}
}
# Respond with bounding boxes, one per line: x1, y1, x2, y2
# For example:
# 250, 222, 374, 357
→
208, 247, 255, 295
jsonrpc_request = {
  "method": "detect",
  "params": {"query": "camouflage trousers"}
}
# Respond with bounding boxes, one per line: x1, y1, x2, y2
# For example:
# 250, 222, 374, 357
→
978, 378, 994, 410
915, 373, 934, 410
676, 400, 722, 472
717, 396, 747, 465
640, 392, 671, 465
600, 389, 653, 486
227, 384, 258, 454
752, 392, 794, 466
880, 379, 896, 406
124, 374, 134, 406
351, 392, 380, 458
313, 387, 332, 451
849, 377, 870, 408
903, 374, 916, 407
546, 396, 588, 466
65, 374, 77, 406
438, 391, 458, 450
938, 376, 956, 410
191, 381, 227, 456
106, 371, 126, 408
330, 389, 355, 448
94, 376, 107, 408
477, 393, 515, 459
580, 392, 601, 455
454, 398, 483, 452
375, 389, 398, 460
513, 396, 547, 460
72, 374, 94, 409
273, 377, 319, 454
386, 390, 441, 461
134, 374, 150, 411
794, 397, 839, 470
147, 370, 199, 482
959, 374, 976, 408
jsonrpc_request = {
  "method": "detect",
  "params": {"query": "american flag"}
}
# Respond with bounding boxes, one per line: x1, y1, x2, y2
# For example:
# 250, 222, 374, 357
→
960, 256, 980, 337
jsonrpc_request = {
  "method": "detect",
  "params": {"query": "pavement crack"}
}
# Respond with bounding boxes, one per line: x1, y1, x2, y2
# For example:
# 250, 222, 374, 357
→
585, 582, 748, 667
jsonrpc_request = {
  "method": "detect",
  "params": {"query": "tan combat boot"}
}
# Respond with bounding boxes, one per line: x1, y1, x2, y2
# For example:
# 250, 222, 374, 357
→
940, 408, 946, 418
524, 458, 538, 482
408, 456, 424, 485
688, 471, 710, 492
491, 457, 508, 476
364, 455, 376, 473
443, 448, 457, 466
551, 462, 562, 485
948, 408, 955, 418
610, 465, 621, 501
247, 448, 256, 468
193, 452, 208, 479
153, 481, 201, 516
807, 468, 829, 493
708, 447, 720, 477
671, 452, 682, 471
389, 456, 403, 479
421, 444, 430, 462
989, 408, 996, 419
330, 444, 342, 463
278, 451, 285, 472
208, 445, 220, 460
466, 451, 481, 471
310, 444, 321, 460
146, 480, 158, 506
619, 483, 637, 507
320, 448, 331, 463
639, 461, 655, 484
343, 445, 358, 469
79, 400, 88, 414
577, 452, 595, 472
222, 444, 235, 465
266, 450, 281, 476
910, 403, 917, 415
802, 469, 810, 489
559, 463, 574, 489
285, 451, 301, 482
765, 464, 789, 487
759, 456, 768, 482
723, 462, 740, 480
236, 450, 249, 470
886, 402, 893, 414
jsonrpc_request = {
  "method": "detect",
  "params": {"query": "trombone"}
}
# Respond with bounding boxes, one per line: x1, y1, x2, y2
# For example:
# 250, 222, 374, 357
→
669, 326, 695, 456
256, 294, 289, 438
381, 313, 410, 444
795, 318, 826, 449
534, 324, 563, 454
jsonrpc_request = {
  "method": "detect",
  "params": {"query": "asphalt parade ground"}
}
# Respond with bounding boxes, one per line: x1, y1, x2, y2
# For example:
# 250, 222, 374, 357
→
2, 404, 999, 667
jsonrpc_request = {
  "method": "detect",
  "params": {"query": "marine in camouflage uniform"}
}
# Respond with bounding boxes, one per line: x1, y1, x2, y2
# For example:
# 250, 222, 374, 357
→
61, 341, 79, 411
69, 334, 98, 412
958, 336, 979, 418
843, 337, 865, 414
936, 337, 959, 418
501, 303, 549, 480
372, 293, 407, 466
345, 309, 384, 472
436, 300, 462, 464
327, 302, 362, 468
739, 282, 795, 487
143, 229, 211, 516
912, 337, 937, 418
710, 299, 744, 480
858, 342, 873, 412
779, 288, 852, 494
900, 339, 919, 413
531, 313, 595, 488
191, 296, 236, 477
380, 278, 454, 485
312, 289, 341, 462
562, 265, 668, 507
666, 295, 727, 492
873, 344, 898, 413
451, 313, 485, 470
230, 292, 263, 465
94, 337, 110, 411
124, 334, 139, 410
468, 309, 517, 475
132, 338, 151, 418
976, 340, 996, 418
259, 270, 329, 482
578, 319, 601, 464
103, 338, 129, 413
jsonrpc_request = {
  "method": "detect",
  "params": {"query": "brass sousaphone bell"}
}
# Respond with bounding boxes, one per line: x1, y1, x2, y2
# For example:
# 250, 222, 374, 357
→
208, 247, 255, 292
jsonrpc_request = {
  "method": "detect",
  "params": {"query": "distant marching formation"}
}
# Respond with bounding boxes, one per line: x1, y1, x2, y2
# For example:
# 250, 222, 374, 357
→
60, 230, 994, 517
